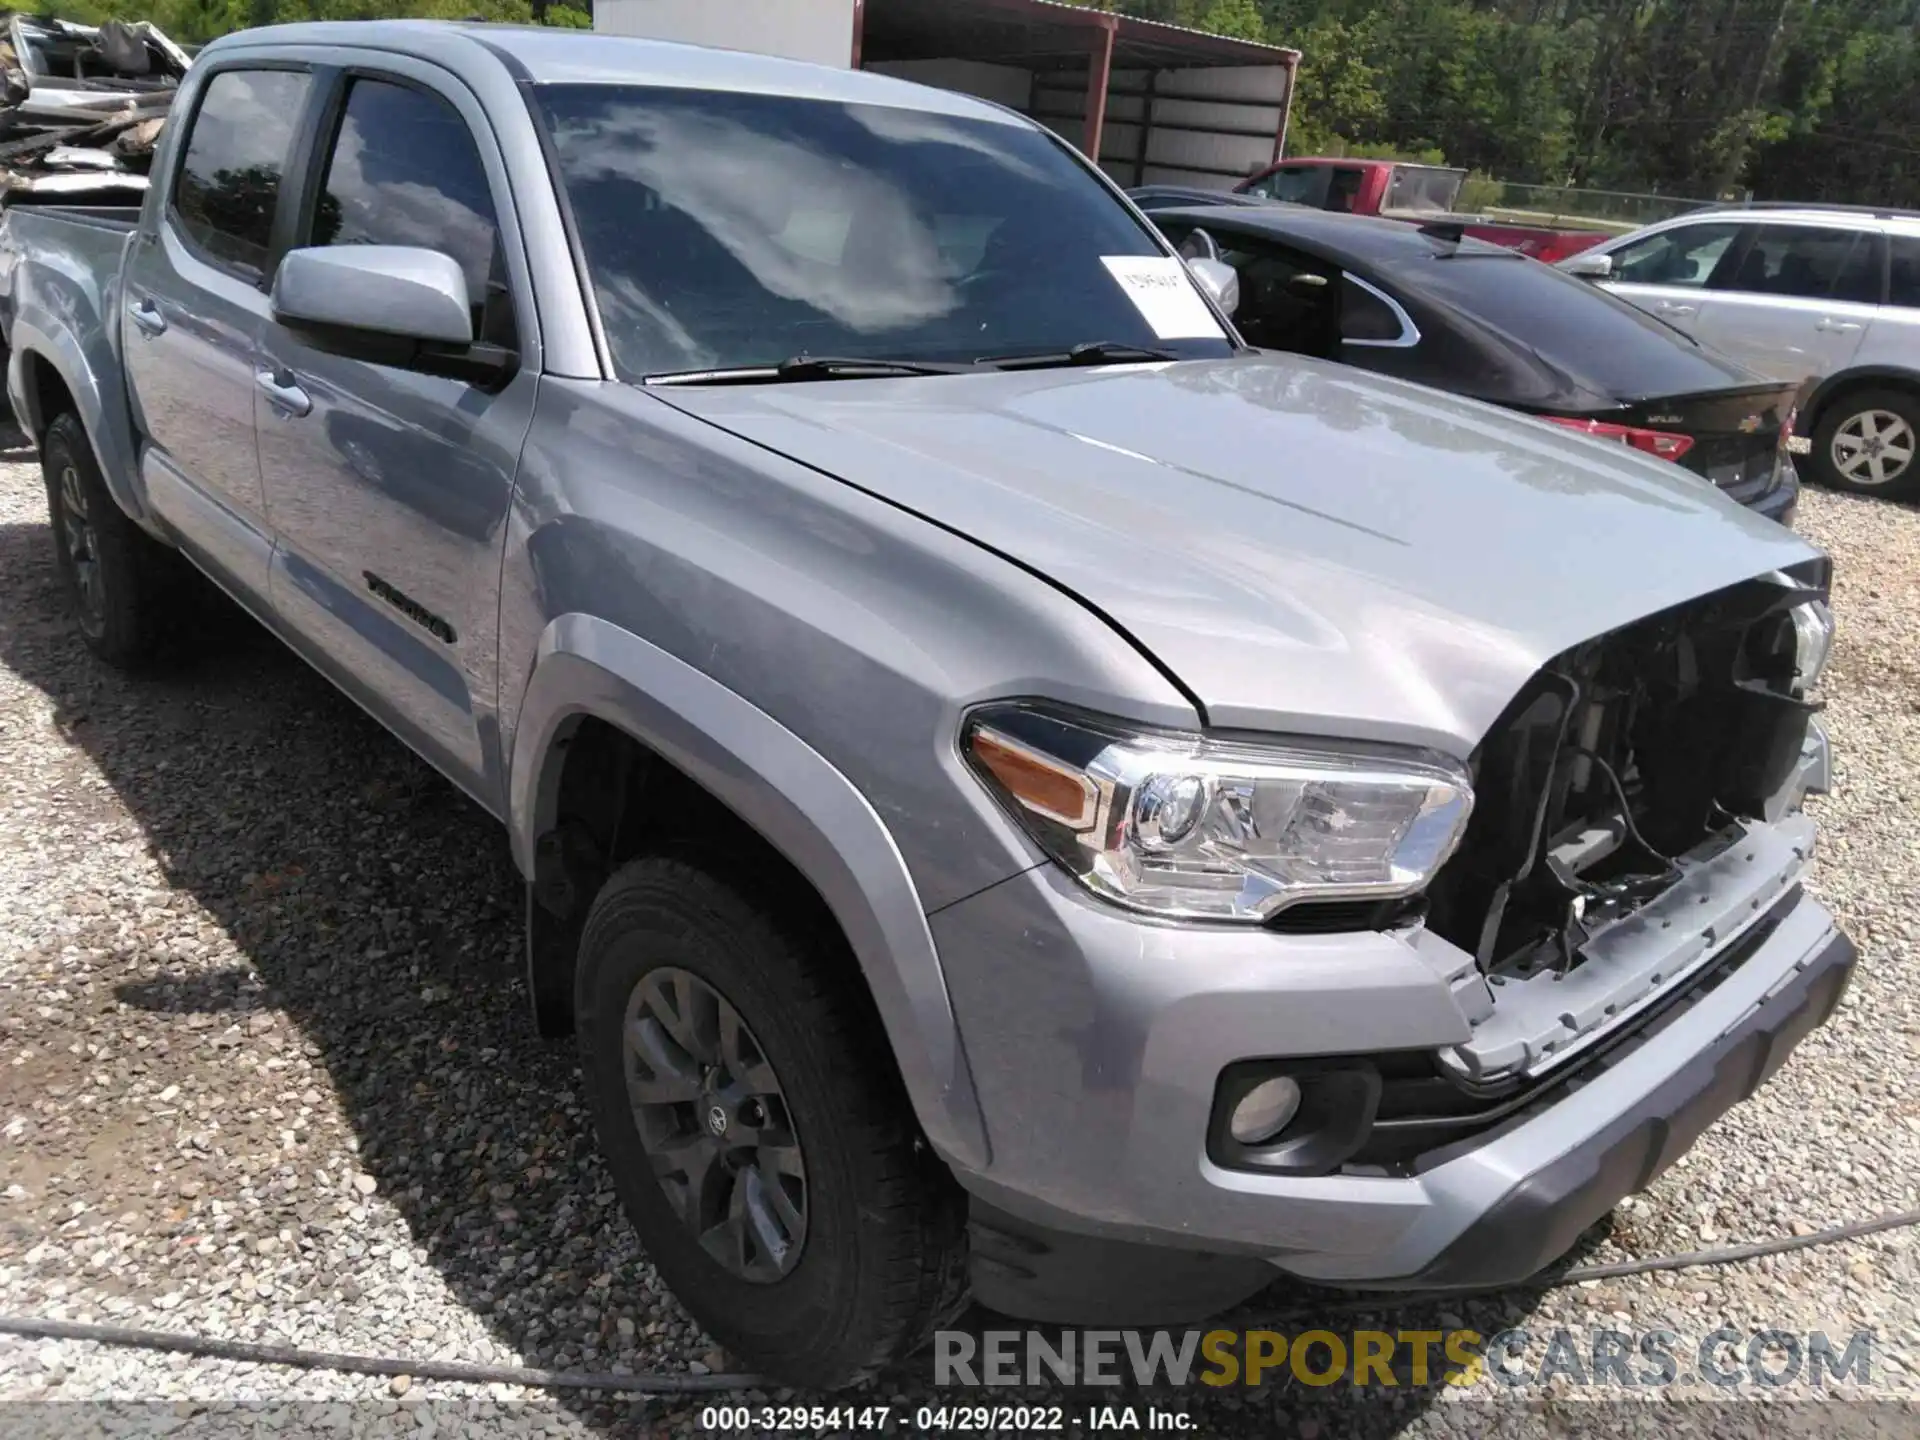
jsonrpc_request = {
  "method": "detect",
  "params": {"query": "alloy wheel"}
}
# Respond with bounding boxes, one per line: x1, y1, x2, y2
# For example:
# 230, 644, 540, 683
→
622, 965, 807, 1282
1831, 408, 1916, 487
58, 463, 106, 638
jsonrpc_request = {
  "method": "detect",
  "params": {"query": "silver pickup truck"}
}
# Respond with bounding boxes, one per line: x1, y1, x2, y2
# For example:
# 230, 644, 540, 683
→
0, 19, 1855, 1390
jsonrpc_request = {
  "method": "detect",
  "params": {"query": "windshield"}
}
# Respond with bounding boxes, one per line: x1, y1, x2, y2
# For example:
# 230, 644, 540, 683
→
534, 84, 1234, 381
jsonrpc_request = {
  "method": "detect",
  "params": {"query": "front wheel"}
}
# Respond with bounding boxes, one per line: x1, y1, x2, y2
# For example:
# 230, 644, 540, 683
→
1811, 388, 1920, 499
573, 857, 967, 1388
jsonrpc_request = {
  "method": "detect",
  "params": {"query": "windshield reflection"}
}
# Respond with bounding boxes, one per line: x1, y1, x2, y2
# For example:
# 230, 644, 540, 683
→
550, 103, 956, 335
536, 84, 1234, 381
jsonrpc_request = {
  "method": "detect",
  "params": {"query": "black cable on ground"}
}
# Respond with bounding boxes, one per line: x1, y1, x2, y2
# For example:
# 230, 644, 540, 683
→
6, 1206, 1919, 1395
1234, 1204, 1920, 1326
1552, 1204, 1920, 1283
0, 1315, 763, 1396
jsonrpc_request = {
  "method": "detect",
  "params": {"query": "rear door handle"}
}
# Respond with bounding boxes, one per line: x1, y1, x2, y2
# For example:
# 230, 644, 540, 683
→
127, 298, 166, 337
1816, 317, 1863, 333
1654, 300, 1697, 317
255, 367, 311, 418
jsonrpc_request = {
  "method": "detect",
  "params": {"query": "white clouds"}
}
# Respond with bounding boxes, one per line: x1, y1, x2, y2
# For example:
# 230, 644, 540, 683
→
319, 88, 497, 302
551, 105, 957, 334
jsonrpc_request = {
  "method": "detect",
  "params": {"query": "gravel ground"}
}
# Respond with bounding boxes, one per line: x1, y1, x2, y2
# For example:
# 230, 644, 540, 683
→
0, 430, 1917, 1439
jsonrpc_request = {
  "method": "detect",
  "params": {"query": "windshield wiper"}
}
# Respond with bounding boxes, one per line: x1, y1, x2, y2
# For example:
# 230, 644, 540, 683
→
977, 340, 1178, 371
644, 354, 973, 386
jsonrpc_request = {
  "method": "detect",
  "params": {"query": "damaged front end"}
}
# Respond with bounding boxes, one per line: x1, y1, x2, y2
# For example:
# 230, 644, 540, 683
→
1350, 561, 1836, 1170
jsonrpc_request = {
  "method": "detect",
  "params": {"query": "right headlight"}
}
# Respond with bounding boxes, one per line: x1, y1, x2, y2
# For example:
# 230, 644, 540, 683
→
961, 701, 1474, 923
1788, 597, 1834, 697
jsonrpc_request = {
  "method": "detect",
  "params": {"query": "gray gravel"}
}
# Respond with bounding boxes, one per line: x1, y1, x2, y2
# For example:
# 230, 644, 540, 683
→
1, 430, 1917, 1437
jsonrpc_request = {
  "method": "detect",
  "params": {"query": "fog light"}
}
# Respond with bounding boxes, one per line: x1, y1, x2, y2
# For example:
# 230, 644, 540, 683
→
1228, 1076, 1302, 1145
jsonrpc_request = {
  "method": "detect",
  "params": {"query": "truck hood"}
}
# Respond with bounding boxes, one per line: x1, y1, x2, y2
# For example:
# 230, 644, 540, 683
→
654, 355, 1820, 756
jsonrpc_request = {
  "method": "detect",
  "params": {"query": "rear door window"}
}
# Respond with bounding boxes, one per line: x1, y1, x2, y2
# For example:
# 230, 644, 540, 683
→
1383, 249, 1756, 400
1608, 221, 1742, 289
1717, 225, 1880, 303
1341, 275, 1410, 343
171, 67, 311, 278
1890, 234, 1920, 310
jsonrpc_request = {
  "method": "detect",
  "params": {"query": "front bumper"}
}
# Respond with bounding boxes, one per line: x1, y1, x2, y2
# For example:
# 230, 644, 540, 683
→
1410, 918, 1853, 1287
931, 845, 1850, 1320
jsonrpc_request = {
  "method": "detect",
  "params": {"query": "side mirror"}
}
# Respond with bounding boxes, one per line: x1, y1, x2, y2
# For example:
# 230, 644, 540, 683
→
1560, 250, 1614, 280
1176, 228, 1239, 317
273, 245, 474, 345
1188, 257, 1241, 318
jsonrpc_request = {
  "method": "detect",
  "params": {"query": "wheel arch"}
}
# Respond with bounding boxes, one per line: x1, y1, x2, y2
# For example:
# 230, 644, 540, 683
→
508, 612, 991, 1173
1799, 363, 1920, 436
6, 327, 159, 537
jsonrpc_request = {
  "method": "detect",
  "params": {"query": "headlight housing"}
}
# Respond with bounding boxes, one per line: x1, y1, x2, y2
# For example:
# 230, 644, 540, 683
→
1788, 597, 1834, 697
962, 702, 1474, 922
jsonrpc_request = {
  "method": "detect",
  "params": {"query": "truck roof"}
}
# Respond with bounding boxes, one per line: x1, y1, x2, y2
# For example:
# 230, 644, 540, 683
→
200, 19, 1027, 125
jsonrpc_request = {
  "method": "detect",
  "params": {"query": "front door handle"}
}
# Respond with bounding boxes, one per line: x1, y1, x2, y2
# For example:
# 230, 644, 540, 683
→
1654, 300, 1697, 317
1816, 317, 1863, 334
255, 367, 311, 418
127, 298, 166, 337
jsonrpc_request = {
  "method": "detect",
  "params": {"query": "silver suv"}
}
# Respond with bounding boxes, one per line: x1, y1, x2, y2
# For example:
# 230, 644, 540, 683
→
1563, 204, 1920, 499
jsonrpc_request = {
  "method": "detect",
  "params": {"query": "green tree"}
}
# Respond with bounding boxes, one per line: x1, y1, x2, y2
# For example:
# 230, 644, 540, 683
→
1191, 0, 1266, 40
1283, 16, 1387, 155
33, 0, 1920, 206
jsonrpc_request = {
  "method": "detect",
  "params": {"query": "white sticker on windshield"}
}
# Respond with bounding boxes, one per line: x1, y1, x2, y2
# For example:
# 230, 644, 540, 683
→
1100, 256, 1226, 341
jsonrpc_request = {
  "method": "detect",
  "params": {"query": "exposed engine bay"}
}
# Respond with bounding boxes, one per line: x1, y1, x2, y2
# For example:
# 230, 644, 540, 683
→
1421, 559, 1834, 1088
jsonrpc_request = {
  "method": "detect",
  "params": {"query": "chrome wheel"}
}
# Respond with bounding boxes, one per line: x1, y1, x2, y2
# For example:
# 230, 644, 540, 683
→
1831, 408, 1916, 488
623, 966, 806, 1282
57, 463, 106, 638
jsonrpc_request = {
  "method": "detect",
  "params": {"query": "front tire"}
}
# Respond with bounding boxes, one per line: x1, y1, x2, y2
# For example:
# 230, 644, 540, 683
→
1811, 387, 1920, 499
574, 857, 967, 1389
42, 411, 187, 668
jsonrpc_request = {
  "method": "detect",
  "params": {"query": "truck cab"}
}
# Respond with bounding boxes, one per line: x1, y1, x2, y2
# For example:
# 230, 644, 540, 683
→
1238, 157, 1464, 216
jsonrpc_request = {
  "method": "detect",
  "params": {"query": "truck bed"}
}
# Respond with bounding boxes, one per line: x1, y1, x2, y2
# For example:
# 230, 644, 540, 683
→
0, 199, 140, 225
0, 201, 138, 348
0, 198, 139, 451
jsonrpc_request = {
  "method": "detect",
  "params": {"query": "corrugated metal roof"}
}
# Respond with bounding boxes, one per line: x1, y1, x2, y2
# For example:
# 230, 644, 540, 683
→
1025, 0, 1300, 61
861, 0, 1299, 70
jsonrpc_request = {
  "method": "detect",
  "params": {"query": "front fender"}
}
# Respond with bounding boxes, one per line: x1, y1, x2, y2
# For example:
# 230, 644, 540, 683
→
510, 612, 991, 1173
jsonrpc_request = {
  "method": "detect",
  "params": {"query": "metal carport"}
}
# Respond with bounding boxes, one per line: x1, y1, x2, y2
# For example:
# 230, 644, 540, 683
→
595, 0, 1300, 186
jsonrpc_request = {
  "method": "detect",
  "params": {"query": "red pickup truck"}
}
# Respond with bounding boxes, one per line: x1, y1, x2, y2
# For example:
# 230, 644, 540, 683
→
1235, 157, 1615, 264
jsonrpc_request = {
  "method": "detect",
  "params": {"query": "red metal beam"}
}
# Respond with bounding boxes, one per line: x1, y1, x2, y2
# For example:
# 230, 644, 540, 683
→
1082, 16, 1116, 169
850, 0, 866, 67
